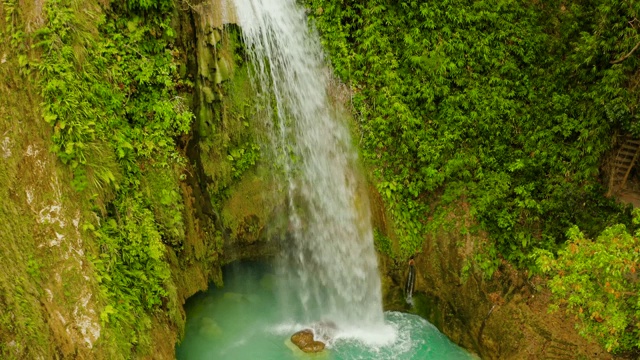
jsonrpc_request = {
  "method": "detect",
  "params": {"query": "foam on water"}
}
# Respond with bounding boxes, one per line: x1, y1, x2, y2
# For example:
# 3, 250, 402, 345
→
270, 320, 398, 348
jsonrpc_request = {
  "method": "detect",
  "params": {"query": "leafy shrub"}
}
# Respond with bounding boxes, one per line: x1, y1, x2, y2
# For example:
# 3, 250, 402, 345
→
537, 218, 640, 354
304, 0, 634, 267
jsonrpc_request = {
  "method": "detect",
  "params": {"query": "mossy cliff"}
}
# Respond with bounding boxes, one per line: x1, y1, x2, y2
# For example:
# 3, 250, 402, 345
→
0, 0, 278, 358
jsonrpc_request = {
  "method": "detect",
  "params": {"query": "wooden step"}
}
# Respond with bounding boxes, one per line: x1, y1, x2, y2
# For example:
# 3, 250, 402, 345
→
616, 154, 634, 159
608, 138, 640, 197
614, 158, 633, 164
616, 154, 634, 160
618, 151, 637, 158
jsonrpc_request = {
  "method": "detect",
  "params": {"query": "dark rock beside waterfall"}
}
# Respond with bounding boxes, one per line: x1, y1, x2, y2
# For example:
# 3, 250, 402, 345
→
290, 329, 326, 353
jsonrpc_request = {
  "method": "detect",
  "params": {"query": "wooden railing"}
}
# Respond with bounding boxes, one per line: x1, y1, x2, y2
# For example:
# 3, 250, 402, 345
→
607, 138, 640, 197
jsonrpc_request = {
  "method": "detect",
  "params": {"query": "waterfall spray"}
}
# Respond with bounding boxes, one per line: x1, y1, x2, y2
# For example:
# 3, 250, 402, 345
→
223, 0, 388, 334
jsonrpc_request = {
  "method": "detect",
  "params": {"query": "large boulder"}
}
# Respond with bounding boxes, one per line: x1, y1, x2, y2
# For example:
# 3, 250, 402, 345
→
290, 329, 325, 353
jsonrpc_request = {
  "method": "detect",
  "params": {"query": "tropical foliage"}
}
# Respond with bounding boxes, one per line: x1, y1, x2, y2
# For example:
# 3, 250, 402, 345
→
537, 219, 640, 353
304, 0, 637, 263
305, 0, 640, 352
32, 0, 193, 353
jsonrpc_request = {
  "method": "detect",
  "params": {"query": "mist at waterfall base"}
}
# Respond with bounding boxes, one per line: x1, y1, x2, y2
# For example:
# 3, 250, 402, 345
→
176, 262, 475, 360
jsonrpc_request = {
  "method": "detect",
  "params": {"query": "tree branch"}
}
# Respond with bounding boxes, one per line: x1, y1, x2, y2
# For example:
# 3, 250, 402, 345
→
611, 40, 640, 64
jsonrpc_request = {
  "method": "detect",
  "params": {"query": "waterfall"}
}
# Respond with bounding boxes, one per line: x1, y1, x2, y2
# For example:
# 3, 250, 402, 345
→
405, 259, 416, 306
224, 0, 389, 335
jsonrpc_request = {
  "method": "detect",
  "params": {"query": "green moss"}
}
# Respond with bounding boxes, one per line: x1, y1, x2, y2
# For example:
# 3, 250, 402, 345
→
196, 28, 263, 210
221, 171, 274, 244
141, 165, 186, 247
15, 0, 197, 355
0, 49, 111, 357
207, 28, 222, 46
202, 86, 215, 104
410, 293, 444, 332
373, 230, 393, 257
215, 56, 233, 84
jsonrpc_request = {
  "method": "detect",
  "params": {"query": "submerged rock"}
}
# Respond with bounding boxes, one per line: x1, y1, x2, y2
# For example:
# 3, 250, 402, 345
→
290, 329, 325, 353
259, 273, 277, 291
222, 292, 247, 302
199, 317, 223, 338
302, 341, 325, 353
284, 338, 330, 358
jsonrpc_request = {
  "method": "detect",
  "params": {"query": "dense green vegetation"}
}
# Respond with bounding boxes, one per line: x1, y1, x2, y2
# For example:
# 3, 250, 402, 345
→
538, 218, 640, 354
306, 0, 634, 263
2, 0, 264, 352
305, 0, 640, 353
41, 0, 182, 354
2, 0, 267, 353
20, 0, 194, 354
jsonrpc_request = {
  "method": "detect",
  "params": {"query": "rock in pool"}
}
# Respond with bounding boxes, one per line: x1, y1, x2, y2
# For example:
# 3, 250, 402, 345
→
290, 329, 325, 353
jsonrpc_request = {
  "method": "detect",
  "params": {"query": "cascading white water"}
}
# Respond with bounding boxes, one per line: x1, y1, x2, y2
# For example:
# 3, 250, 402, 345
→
223, 0, 390, 338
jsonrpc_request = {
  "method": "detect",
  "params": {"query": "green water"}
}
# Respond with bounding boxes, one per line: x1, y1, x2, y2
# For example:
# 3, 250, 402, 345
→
176, 262, 475, 360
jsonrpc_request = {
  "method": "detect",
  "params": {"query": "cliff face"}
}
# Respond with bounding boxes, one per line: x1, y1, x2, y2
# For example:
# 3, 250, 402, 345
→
372, 194, 615, 360
0, 1, 113, 353
1, 55, 105, 358
0, 1, 615, 359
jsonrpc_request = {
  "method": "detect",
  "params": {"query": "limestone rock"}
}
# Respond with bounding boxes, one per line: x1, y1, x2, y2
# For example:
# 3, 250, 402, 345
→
290, 329, 325, 353
302, 341, 325, 353
291, 329, 313, 347
199, 317, 222, 338
202, 86, 215, 104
